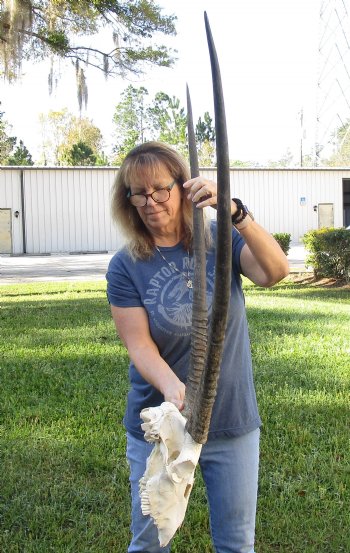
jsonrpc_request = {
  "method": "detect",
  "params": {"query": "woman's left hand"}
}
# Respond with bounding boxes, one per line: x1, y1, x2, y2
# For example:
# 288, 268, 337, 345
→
183, 177, 218, 209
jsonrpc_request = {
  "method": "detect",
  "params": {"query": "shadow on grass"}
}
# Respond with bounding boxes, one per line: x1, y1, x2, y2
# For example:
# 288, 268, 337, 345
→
246, 305, 348, 350
2, 294, 348, 341
1, 296, 110, 325
1, 348, 130, 427
244, 281, 350, 302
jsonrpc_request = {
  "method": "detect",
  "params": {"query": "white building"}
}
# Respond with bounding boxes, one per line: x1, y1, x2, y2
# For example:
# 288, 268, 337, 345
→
0, 166, 349, 255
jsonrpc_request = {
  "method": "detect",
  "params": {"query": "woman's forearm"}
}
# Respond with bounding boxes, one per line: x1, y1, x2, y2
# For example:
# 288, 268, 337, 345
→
129, 344, 186, 409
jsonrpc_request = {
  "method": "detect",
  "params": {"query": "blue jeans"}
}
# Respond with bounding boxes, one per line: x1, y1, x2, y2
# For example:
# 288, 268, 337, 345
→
126, 428, 260, 553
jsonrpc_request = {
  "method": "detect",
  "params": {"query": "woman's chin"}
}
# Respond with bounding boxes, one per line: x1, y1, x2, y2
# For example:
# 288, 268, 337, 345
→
144, 212, 167, 228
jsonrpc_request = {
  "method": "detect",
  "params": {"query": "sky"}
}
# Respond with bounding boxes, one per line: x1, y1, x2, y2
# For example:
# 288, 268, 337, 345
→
1, 0, 328, 164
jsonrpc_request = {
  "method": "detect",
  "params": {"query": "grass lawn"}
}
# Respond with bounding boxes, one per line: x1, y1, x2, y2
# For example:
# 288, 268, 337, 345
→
0, 278, 349, 552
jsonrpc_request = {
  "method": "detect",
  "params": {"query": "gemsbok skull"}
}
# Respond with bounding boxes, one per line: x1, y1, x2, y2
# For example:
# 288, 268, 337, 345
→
139, 12, 232, 546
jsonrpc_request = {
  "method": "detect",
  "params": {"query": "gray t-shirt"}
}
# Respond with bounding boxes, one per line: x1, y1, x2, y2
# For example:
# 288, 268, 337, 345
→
106, 222, 261, 441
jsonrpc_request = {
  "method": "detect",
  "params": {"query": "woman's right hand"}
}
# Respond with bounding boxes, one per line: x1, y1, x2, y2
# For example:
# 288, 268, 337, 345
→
162, 379, 186, 411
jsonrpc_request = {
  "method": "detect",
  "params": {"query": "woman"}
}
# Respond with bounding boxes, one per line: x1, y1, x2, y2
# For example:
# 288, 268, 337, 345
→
106, 141, 289, 553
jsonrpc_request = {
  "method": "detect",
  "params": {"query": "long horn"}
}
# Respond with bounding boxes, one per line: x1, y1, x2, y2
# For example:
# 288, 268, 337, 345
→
186, 12, 232, 444
183, 85, 208, 421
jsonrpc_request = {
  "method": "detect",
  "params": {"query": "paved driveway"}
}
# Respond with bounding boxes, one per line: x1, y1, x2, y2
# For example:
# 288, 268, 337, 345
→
0, 246, 309, 285
0, 253, 114, 284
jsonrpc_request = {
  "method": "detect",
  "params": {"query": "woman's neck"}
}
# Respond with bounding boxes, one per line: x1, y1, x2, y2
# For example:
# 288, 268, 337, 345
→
154, 236, 181, 248
152, 228, 183, 248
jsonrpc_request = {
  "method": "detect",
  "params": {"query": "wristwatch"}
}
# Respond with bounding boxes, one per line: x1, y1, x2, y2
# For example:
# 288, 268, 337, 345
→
231, 198, 254, 227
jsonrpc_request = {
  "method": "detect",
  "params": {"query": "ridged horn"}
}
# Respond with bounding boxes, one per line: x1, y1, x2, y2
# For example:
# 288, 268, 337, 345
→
186, 12, 232, 444
183, 85, 208, 423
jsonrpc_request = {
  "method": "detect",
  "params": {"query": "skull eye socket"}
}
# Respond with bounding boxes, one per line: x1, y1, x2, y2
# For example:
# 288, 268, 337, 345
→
184, 484, 192, 499
168, 449, 181, 462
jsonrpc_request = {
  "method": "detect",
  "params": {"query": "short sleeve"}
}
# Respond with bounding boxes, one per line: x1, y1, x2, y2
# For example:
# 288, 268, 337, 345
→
106, 253, 142, 307
232, 226, 245, 274
210, 220, 245, 275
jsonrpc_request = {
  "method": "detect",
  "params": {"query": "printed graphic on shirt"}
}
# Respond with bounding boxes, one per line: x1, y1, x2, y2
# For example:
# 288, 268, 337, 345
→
144, 257, 215, 337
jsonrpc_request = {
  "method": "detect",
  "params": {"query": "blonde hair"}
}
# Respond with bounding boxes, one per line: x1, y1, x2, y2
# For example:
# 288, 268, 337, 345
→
111, 142, 212, 259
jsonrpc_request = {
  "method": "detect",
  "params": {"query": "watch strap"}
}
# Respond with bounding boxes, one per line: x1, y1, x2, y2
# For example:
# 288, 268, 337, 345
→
231, 198, 254, 227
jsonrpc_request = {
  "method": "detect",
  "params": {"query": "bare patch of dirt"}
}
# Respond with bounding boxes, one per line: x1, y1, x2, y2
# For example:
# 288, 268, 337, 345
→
288, 272, 350, 289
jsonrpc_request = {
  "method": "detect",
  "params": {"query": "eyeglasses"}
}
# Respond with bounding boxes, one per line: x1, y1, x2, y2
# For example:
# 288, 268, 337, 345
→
127, 180, 177, 207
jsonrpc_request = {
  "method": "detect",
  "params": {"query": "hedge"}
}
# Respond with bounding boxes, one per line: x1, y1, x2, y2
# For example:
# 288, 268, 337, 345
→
272, 233, 291, 255
302, 228, 350, 282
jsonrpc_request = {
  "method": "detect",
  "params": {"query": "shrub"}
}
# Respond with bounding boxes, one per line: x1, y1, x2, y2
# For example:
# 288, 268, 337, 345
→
302, 227, 350, 281
272, 233, 292, 255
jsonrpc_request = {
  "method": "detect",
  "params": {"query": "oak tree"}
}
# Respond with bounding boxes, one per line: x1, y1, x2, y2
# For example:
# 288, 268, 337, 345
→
7, 139, 34, 165
0, 0, 176, 108
38, 108, 104, 165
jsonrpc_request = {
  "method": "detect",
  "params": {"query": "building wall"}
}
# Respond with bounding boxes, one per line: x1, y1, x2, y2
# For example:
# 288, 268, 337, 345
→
0, 166, 347, 254
23, 168, 121, 254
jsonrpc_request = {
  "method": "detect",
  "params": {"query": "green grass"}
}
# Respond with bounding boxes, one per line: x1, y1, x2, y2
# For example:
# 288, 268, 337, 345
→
0, 279, 349, 552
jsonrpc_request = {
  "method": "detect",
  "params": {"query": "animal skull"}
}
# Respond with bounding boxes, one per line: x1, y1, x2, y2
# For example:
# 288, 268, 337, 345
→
139, 402, 202, 547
